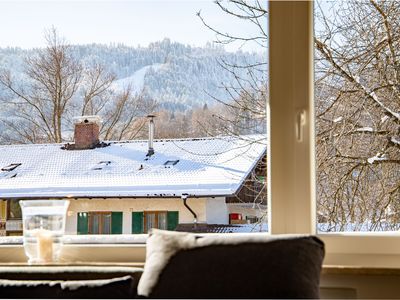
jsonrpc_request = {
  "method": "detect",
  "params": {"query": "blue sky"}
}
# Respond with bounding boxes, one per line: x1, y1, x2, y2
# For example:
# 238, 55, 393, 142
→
0, 0, 266, 52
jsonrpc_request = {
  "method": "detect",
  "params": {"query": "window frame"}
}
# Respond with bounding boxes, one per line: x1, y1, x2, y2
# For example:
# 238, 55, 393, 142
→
143, 211, 168, 233
269, 0, 400, 269
88, 211, 112, 235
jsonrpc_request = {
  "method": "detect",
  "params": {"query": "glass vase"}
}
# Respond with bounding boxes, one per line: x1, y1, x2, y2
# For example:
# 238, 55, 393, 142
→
19, 200, 70, 264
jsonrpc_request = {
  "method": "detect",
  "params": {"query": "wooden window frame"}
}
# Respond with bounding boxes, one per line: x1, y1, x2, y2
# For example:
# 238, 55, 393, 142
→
88, 211, 112, 234
143, 211, 168, 233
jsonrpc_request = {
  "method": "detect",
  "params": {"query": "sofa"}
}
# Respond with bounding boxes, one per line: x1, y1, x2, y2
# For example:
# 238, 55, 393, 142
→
0, 230, 325, 298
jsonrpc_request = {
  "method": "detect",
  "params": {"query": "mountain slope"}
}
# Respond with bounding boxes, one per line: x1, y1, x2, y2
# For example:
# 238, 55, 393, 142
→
0, 39, 266, 111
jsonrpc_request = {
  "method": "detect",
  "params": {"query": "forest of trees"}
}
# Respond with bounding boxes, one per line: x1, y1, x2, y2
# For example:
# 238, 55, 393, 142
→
0, 30, 264, 143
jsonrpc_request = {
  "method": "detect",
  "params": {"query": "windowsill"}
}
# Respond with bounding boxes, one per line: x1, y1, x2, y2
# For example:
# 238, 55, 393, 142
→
322, 265, 400, 276
318, 233, 400, 254
2, 232, 400, 267
0, 234, 149, 245
0, 243, 147, 263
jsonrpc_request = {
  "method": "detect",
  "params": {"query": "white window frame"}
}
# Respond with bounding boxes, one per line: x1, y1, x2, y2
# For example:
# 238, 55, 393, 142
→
269, 1, 400, 269
1, 1, 400, 267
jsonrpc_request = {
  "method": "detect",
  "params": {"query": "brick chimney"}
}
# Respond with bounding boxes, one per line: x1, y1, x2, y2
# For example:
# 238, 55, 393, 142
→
73, 116, 101, 150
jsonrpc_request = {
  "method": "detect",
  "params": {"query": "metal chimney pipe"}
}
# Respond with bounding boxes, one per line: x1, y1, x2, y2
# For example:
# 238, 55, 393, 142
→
147, 115, 155, 156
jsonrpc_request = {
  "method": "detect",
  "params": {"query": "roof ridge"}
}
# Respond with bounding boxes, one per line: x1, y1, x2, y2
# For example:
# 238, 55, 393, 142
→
0, 134, 266, 148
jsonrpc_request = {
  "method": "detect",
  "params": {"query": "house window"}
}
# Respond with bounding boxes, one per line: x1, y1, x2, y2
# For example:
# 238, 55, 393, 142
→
145, 211, 167, 233
89, 212, 111, 234
5, 200, 23, 236
77, 212, 122, 234
132, 211, 179, 234
92, 161, 112, 171
7, 199, 22, 220
164, 160, 179, 167
1, 163, 21, 172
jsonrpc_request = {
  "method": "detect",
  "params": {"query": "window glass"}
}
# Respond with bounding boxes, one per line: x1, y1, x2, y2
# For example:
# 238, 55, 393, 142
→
144, 211, 168, 233
7, 200, 22, 220
90, 214, 100, 234
0, 0, 268, 239
315, 0, 400, 232
158, 213, 167, 231
88, 212, 111, 234
145, 213, 156, 234
102, 214, 111, 235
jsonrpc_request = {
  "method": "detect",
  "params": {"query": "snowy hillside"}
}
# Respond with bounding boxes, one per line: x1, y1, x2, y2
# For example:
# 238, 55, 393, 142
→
0, 39, 266, 111
111, 63, 167, 94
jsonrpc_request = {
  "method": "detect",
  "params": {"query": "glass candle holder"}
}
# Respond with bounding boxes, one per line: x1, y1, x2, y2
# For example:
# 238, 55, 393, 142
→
19, 200, 70, 264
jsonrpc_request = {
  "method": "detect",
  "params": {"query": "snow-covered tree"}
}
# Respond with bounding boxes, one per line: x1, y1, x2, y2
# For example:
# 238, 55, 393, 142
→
315, 0, 400, 231
0, 29, 154, 144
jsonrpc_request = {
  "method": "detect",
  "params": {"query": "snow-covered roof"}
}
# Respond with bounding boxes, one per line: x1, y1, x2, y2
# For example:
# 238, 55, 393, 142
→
0, 135, 266, 199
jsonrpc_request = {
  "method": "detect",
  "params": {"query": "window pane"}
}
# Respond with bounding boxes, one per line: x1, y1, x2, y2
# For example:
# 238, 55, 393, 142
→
8, 200, 22, 220
0, 0, 268, 239
315, 0, 400, 232
102, 213, 111, 234
158, 213, 167, 230
146, 213, 156, 233
90, 214, 100, 234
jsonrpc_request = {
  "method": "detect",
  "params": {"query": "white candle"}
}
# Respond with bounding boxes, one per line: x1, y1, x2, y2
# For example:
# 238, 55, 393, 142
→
35, 229, 53, 263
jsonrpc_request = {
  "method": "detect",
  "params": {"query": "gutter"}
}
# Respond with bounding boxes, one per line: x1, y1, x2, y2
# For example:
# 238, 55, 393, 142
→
181, 193, 197, 224
0, 192, 236, 201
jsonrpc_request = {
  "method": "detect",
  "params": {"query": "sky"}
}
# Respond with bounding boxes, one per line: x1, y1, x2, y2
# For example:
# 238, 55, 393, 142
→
0, 0, 266, 52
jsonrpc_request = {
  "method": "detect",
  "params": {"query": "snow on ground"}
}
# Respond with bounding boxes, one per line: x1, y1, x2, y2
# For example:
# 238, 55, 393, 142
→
111, 63, 167, 94
381, 115, 389, 123
333, 116, 343, 123
317, 222, 400, 232
356, 127, 374, 132
391, 137, 400, 145
367, 152, 387, 164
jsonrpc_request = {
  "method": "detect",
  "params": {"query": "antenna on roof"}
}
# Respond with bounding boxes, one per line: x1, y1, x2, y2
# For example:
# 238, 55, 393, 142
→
147, 115, 155, 157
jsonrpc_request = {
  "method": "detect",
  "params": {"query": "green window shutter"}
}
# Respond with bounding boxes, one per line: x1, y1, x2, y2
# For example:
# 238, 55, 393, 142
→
132, 212, 144, 234
167, 211, 179, 231
77, 212, 88, 235
111, 212, 123, 234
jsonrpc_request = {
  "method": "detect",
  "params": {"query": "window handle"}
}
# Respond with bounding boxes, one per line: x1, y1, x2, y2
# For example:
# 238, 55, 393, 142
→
295, 109, 307, 142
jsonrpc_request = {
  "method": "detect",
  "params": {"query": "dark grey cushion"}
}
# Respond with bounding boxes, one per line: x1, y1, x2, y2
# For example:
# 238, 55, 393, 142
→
0, 275, 136, 299
139, 230, 325, 299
